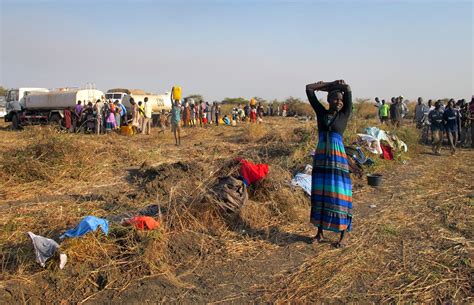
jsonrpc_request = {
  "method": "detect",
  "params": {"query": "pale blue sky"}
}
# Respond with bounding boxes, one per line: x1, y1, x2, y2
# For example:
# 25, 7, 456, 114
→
1, 0, 472, 101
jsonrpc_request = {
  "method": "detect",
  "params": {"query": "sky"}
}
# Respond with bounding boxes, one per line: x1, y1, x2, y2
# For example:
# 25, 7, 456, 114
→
1, 0, 472, 102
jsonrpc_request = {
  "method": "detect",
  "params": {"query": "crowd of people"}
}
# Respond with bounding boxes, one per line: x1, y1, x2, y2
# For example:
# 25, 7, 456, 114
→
62, 96, 290, 138
62, 97, 153, 135
375, 96, 474, 154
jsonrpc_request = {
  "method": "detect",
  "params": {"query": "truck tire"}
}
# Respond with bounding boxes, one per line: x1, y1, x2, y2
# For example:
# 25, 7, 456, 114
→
49, 113, 62, 126
11, 113, 20, 130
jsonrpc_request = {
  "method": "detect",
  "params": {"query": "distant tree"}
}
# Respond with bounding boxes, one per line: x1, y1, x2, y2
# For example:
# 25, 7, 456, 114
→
252, 96, 267, 104
185, 94, 204, 103
221, 97, 248, 105
0, 86, 6, 97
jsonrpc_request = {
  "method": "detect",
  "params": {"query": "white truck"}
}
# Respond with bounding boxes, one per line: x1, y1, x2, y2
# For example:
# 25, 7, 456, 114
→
106, 89, 173, 126
5, 87, 104, 129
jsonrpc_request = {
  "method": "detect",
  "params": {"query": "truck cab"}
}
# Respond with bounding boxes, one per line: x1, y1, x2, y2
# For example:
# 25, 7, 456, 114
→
5, 88, 49, 122
105, 92, 127, 102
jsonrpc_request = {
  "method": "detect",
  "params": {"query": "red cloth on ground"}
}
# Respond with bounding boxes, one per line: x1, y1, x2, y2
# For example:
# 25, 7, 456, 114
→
126, 216, 159, 230
64, 109, 72, 129
239, 159, 269, 186
380, 143, 394, 160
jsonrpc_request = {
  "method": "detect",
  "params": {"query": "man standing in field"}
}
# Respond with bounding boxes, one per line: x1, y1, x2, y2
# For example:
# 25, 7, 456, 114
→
171, 100, 181, 145
142, 97, 152, 135
390, 97, 402, 127
414, 97, 427, 129
379, 100, 389, 124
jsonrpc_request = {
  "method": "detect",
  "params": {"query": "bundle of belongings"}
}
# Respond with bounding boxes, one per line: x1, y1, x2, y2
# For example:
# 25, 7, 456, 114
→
122, 216, 159, 230
27, 232, 67, 269
291, 164, 312, 196
207, 159, 269, 213
60, 216, 109, 239
344, 146, 374, 177
355, 127, 407, 160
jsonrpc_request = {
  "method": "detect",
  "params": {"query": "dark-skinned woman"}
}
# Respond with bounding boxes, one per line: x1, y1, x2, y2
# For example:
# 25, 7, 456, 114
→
305, 80, 353, 248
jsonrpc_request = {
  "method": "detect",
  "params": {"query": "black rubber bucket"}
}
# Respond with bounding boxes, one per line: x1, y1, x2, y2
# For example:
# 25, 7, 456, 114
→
367, 174, 383, 187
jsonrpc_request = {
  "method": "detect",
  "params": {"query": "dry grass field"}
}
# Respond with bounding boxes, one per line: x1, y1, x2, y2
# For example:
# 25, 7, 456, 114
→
0, 103, 472, 304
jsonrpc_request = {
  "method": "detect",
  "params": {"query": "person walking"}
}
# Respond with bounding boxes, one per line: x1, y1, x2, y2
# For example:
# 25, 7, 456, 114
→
429, 101, 444, 155
171, 100, 181, 145
443, 100, 459, 154
306, 79, 353, 248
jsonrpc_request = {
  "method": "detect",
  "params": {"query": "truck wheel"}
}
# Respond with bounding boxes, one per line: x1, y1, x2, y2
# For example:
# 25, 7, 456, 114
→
11, 114, 20, 130
49, 114, 62, 126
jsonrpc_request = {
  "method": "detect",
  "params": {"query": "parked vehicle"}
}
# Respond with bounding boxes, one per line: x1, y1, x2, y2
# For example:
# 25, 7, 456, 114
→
5, 87, 103, 129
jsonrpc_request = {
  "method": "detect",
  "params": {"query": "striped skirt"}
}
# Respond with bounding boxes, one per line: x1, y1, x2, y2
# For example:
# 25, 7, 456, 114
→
311, 132, 353, 232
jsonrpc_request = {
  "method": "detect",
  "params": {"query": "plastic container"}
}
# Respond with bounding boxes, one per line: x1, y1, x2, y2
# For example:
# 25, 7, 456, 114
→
367, 174, 382, 187
250, 98, 256, 107
120, 125, 134, 136
172, 86, 182, 101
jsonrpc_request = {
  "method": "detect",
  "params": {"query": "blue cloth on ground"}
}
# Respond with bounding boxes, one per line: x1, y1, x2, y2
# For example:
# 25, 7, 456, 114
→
291, 173, 312, 196
60, 216, 109, 239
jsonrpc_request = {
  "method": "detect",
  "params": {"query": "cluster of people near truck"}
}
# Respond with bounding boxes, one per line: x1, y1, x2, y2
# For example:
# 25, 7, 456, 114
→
64, 96, 290, 136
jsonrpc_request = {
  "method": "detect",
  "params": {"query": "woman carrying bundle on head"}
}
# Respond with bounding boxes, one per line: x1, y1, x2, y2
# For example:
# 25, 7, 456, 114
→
305, 80, 353, 248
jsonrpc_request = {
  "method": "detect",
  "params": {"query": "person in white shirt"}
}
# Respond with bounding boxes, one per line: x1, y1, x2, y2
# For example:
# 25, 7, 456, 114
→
142, 97, 152, 135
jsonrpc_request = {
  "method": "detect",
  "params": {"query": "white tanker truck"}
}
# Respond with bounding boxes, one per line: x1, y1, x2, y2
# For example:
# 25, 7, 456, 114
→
5, 87, 104, 129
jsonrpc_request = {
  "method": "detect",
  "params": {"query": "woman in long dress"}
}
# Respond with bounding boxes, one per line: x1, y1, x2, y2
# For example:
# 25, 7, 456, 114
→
305, 80, 353, 248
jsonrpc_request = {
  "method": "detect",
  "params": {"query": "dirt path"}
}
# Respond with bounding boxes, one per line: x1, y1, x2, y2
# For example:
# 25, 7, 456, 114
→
92, 148, 473, 303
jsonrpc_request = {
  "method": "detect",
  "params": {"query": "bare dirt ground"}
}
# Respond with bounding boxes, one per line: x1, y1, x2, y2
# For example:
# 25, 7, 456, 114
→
0, 117, 472, 304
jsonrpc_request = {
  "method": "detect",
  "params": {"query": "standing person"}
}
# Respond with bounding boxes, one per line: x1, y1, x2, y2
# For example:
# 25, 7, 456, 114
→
137, 101, 145, 133
244, 104, 250, 120
105, 100, 116, 132
206, 102, 211, 124
414, 97, 426, 129
183, 100, 190, 127
119, 101, 127, 126
443, 100, 459, 154
159, 109, 168, 134
379, 100, 389, 125
64, 107, 72, 132
190, 100, 196, 127
142, 97, 152, 135
94, 99, 102, 135
171, 100, 181, 145
198, 101, 204, 127
215, 103, 220, 126
459, 100, 471, 147
114, 100, 121, 129
211, 103, 216, 125
454, 100, 462, 143
306, 80, 353, 248
257, 103, 264, 123
374, 97, 382, 123
429, 101, 444, 155
282, 103, 288, 117
390, 97, 402, 127
74, 100, 83, 131
249, 106, 257, 123
470, 97, 474, 148
130, 98, 140, 134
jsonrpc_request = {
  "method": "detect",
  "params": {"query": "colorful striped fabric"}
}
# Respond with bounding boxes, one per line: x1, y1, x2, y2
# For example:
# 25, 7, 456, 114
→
311, 132, 353, 232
